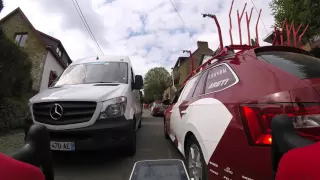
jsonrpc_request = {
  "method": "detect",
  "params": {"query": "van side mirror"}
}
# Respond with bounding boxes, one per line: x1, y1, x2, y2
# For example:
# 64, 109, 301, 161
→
134, 75, 143, 89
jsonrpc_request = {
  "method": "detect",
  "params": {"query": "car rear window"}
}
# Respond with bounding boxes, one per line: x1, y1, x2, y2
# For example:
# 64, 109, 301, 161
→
256, 51, 320, 79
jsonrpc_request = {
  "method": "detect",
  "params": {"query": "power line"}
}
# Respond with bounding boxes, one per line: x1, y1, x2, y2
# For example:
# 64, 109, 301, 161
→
250, 0, 269, 35
72, 0, 104, 55
73, 0, 104, 55
168, 0, 197, 43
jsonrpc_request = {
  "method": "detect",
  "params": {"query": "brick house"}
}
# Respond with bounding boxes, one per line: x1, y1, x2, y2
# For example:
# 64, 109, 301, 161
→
163, 41, 213, 101
0, 8, 72, 93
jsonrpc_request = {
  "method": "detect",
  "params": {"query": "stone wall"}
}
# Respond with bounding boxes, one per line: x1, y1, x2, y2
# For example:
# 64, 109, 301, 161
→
1, 12, 46, 91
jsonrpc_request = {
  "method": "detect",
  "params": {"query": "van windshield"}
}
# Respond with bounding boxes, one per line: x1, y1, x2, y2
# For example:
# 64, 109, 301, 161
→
52, 62, 128, 86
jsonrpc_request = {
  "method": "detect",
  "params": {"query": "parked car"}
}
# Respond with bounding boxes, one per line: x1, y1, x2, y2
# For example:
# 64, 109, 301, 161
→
163, 46, 320, 180
28, 56, 143, 156
151, 101, 166, 117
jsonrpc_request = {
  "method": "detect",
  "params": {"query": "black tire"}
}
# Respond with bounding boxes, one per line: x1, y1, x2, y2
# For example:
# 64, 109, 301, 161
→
125, 128, 136, 156
164, 118, 169, 139
185, 136, 208, 180
138, 118, 142, 128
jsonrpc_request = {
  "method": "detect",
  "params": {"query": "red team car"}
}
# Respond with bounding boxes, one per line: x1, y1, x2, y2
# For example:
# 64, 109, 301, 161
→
163, 1, 320, 180
151, 101, 166, 116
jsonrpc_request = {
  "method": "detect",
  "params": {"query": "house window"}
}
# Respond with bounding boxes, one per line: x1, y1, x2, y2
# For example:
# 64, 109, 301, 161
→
14, 33, 28, 47
48, 71, 58, 87
56, 47, 62, 57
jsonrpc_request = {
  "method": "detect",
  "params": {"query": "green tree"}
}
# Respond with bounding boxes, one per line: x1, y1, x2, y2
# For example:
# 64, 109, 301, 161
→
144, 67, 170, 102
0, 0, 32, 99
0, 0, 3, 35
0, 34, 32, 100
0, 0, 33, 132
251, 38, 257, 46
269, 0, 320, 42
0, 0, 3, 12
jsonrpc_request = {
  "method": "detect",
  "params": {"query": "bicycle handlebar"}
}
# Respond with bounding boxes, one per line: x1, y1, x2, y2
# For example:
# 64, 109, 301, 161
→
271, 114, 314, 179
11, 124, 54, 180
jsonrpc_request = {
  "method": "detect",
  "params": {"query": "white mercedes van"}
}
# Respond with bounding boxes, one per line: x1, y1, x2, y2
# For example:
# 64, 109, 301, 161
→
28, 56, 143, 156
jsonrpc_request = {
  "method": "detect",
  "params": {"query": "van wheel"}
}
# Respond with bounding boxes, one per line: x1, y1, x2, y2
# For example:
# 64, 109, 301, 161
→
186, 136, 208, 180
125, 128, 136, 156
164, 118, 169, 139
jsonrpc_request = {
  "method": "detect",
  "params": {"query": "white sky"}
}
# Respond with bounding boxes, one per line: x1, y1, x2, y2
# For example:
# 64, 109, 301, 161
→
0, 0, 274, 76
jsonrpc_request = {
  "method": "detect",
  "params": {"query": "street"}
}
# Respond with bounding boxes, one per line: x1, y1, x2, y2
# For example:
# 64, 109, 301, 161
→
53, 109, 183, 180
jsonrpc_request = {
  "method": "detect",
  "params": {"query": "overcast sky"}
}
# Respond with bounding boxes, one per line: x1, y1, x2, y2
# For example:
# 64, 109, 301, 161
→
0, 0, 274, 76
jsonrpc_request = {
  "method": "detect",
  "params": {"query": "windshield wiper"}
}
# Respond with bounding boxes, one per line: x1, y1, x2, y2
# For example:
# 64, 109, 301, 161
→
86, 82, 119, 84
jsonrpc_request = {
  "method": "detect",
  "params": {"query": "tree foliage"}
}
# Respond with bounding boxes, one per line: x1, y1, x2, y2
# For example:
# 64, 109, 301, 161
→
269, 0, 320, 42
0, 0, 3, 13
0, 0, 32, 100
0, 1, 32, 100
251, 38, 257, 46
143, 67, 170, 102
0, 34, 32, 100
0, 0, 32, 132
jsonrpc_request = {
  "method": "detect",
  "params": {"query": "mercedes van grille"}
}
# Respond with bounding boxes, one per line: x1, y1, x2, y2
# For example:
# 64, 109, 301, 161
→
32, 101, 97, 125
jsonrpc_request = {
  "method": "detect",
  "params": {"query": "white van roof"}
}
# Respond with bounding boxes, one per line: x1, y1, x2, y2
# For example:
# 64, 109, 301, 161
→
71, 55, 131, 65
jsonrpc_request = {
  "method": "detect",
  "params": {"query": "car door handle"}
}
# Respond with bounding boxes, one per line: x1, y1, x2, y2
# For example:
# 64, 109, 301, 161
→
181, 110, 188, 115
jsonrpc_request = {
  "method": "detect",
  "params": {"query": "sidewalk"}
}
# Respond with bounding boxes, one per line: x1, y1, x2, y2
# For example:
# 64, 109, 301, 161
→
0, 132, 24, 155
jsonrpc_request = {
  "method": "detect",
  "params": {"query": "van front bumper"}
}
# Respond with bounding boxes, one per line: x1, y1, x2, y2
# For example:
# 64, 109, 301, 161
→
48, 116, 134, 151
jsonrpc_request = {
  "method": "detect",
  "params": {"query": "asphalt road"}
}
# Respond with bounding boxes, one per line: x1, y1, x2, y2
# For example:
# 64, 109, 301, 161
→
53, 109, 183, 180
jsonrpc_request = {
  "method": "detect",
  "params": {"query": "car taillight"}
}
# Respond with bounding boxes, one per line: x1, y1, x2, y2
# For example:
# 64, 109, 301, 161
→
239, 103, 320, 146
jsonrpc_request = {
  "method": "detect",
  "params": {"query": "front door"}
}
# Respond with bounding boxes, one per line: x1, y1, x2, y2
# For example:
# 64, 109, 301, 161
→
170, 75, 200, 152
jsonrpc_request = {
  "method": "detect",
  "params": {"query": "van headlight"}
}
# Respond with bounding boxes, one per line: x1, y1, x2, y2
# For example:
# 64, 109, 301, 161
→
99, 97, 127, 119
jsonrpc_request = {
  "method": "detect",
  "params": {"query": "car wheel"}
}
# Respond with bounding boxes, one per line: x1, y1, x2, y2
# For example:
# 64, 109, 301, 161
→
138, 118, 142, 128
125, 124, 137, 156
186, 136, 208, 180
164, 118, 169, 139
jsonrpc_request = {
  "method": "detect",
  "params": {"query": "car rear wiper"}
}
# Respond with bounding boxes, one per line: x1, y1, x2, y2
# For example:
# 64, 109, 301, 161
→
91, 82, 122, 86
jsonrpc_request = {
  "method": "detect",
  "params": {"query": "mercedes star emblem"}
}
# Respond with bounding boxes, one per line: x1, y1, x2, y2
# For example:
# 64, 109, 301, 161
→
50, 103, 63, 120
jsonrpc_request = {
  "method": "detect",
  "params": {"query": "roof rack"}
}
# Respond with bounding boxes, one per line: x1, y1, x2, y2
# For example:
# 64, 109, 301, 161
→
272, 18, 309, 48
181, 0, 262, 86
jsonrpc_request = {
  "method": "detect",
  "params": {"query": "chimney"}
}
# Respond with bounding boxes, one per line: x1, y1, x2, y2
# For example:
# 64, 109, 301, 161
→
197, 41, 209, 49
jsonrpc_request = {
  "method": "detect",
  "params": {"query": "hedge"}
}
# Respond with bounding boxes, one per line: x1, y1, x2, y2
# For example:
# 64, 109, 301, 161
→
0, 0, 3, 12
0, 98, 29, 132
0, 30, 33, 99
0, 24, 33, 132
